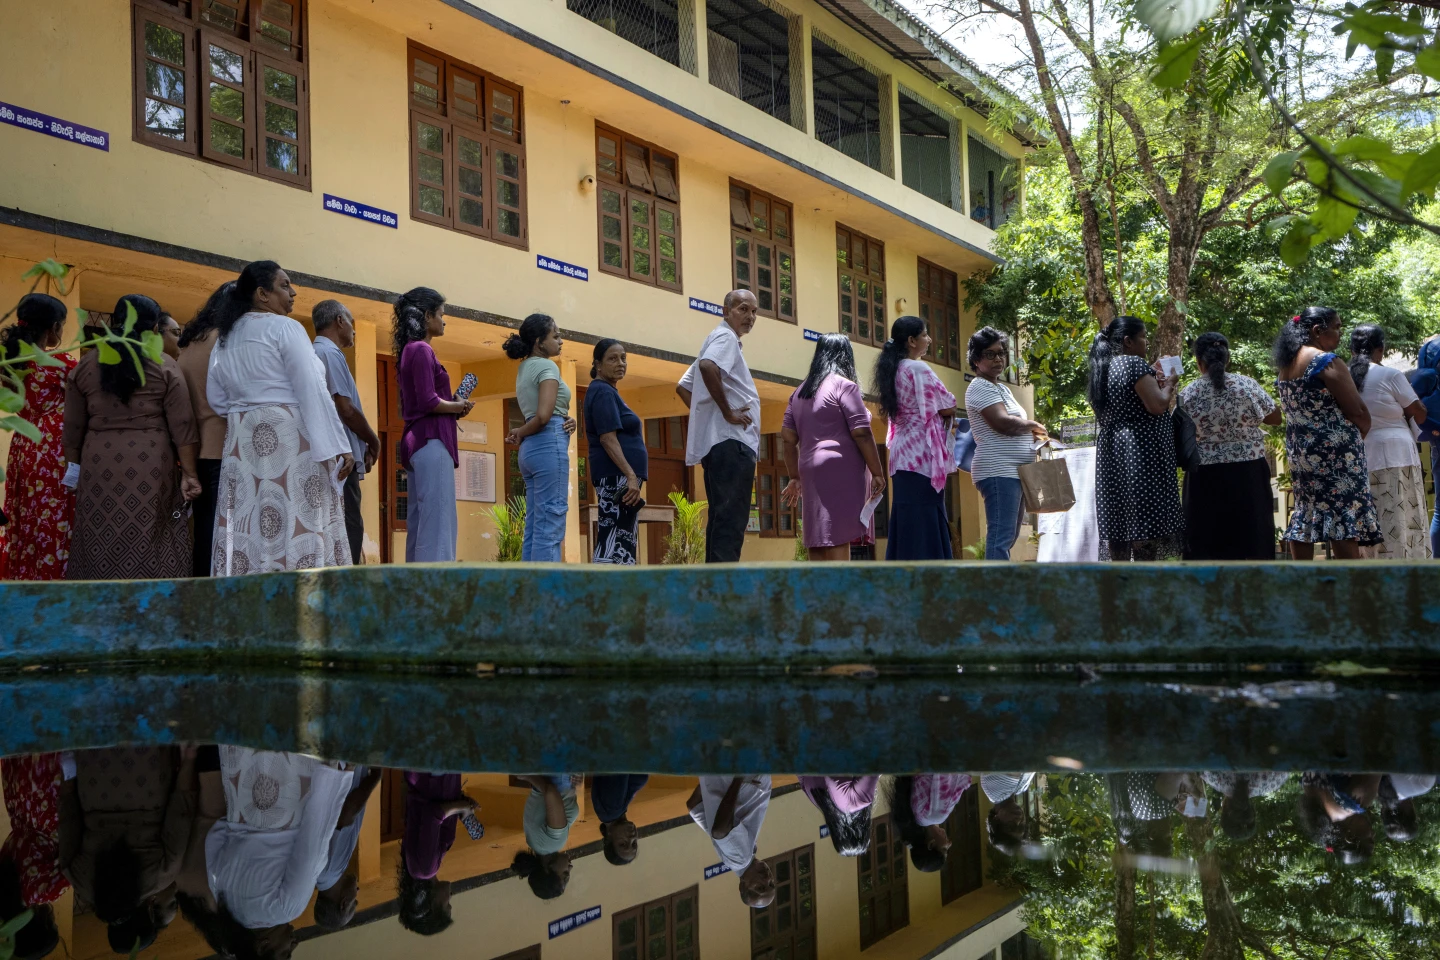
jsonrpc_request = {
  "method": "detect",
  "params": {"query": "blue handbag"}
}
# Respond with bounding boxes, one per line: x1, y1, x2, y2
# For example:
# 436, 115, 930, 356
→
953, 418, 977, 473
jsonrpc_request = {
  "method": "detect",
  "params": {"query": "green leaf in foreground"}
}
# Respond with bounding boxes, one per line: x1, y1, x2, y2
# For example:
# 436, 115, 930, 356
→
139, 330, 165, 364
1151, 34, 1203, 89
96, 341, 121, 365
1264, 150, 1300, 196
0, 415, 42, 444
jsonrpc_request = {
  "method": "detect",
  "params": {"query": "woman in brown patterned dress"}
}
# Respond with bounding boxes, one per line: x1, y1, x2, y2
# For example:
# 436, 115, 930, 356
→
63, 294, 201, 580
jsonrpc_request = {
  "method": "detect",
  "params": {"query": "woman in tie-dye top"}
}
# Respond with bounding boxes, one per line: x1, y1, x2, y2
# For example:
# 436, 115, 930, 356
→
872, 316, 957, 559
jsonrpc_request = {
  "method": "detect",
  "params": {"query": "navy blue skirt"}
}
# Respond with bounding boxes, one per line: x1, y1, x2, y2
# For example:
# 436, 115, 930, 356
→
885, 470, 953, 560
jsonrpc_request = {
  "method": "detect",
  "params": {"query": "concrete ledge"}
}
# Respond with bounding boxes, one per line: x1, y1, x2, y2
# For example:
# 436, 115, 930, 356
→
1, 669, 1434, 772
3, 562, 1440, 670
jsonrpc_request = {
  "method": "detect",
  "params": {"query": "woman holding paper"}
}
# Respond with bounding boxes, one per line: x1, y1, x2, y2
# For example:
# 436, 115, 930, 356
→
965, 327, 1047, 561
1087, 316, 1183, 561
780, 334, 885, 560
64, 294, 201, 580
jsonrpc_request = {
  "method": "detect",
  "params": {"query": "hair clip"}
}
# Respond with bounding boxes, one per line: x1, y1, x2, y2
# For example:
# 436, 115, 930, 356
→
1291, 315, 1303, 325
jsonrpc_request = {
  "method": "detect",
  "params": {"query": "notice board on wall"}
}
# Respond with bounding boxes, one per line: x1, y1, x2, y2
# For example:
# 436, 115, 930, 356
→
455, 450, 496, 503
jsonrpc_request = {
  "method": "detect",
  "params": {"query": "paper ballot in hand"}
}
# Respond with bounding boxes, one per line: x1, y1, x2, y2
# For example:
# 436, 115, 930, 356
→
859, 493, 884, 528
61, 462, 81, 490
1157, 355, 1183, 379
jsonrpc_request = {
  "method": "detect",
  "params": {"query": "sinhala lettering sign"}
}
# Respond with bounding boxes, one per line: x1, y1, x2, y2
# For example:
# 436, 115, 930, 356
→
0, 100, 107, 150
537, 255, 590, 281
547, 905, 602, 939
323, 194, 398, 228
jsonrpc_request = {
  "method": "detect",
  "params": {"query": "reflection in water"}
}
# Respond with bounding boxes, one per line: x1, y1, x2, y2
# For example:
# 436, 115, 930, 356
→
1, 751, 1436, 959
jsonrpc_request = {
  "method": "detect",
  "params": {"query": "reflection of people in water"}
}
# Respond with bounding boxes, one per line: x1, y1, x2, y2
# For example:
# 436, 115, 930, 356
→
982, 772, 1035, 856
1379, 774, 1435, 842
511, 776, 579, 900
799, 776, 877, 857
1200, 772, 1291, 841
888, 774, 972, 871
1106, 773, 1207, 859
313, 767, 381, 930
59, 745, 197, 954
1297, 773, 1380, 865
688, 776, 775, 909
201, 747, 356, 958
398, 771, 476, 935
592, 774, 648, 866
1, 754, 68, 959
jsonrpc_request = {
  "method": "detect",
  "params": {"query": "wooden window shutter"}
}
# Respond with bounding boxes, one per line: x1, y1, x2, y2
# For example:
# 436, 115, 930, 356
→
199, 29, 255, 169
133, 7, 197, 153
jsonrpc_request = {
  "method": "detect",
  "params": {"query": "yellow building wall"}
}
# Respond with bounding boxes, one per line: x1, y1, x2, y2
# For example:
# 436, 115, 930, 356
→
0, 0, 1042, 561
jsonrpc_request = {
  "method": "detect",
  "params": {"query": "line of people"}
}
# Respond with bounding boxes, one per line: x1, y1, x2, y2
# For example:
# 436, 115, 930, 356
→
1086, 308, 1434, 563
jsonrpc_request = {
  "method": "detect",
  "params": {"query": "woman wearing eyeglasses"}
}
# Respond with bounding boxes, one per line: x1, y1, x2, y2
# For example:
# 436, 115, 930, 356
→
965, 327, 1047, 560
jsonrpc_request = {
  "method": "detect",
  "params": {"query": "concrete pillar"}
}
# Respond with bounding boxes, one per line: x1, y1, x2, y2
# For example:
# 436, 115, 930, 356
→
351, 319, 381, 563
880, 74, 899, 179
561, 358, 582, 562
357, 781, 382, 883
681, 0, 707, 79
959, 120, 972, 218
789, 10, 812, 134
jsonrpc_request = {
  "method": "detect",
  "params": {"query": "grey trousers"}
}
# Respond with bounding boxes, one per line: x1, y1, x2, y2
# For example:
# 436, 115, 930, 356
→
405, 439, 458, 562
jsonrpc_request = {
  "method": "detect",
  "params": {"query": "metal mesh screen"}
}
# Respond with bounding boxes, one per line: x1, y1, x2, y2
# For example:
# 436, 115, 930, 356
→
568, 0, 686, 69
706, 0, 793, 126
899, 87, 956, 208
968, 134, 1019, 229
812, 33, 885, 172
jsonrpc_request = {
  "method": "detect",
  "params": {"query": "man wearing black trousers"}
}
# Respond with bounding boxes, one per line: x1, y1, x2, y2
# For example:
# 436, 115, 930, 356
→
677, 290, 761, 562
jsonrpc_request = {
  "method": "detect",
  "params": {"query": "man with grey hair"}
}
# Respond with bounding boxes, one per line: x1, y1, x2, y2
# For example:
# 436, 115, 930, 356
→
676, 290, 761, 562
312, 300, 381, 565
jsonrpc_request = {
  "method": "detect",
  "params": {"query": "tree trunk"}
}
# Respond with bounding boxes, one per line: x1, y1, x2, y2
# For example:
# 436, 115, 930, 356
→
1114, 847, 1137, 960
1155, 233, 1198, 359
1014, 0, 1118, 327
1184, 818, 1247, 960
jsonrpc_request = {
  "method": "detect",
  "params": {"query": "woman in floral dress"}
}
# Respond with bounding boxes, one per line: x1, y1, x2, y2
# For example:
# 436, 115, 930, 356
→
2, 294, 74, 580
1273, 307, 1381, 559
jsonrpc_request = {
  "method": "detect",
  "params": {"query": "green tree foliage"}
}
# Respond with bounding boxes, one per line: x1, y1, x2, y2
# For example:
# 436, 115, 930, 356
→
966, 166, 1433, 423
991, 774, 1440, 959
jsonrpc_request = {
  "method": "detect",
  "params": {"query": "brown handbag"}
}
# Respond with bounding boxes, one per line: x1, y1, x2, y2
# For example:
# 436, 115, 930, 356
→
1017, 446, 1076, 513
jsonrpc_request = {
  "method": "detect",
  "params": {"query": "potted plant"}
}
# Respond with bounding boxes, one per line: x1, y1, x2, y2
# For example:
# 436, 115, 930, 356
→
483, 496, 526, 562
662, 492, 707, 564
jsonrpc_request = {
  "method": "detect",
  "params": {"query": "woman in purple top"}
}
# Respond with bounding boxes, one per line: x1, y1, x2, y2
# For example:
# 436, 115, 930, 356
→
798, 776, 878, 856
397, 772, 476, 937
780, 335, 887, 560
392, 288, 474, 563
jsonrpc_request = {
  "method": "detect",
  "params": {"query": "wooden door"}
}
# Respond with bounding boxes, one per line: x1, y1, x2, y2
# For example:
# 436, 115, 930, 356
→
645, 459, 688, 563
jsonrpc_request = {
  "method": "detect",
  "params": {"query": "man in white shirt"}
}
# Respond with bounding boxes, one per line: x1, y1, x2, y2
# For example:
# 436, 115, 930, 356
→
676, 291, 761, 562
688, 776, 775, 909
312, 766, 381, 930
312, 301, 381, 566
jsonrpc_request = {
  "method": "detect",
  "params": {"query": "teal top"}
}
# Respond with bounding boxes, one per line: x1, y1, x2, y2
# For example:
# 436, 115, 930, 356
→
516, 356, 571, 420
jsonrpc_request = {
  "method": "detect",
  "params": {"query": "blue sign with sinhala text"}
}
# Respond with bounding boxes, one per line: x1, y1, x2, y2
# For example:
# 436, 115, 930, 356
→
0, 100, 107, 150
323, 194, 397, 228
804, 329, 822, 342
548, 905, 601, 939
538, 255, 589, 281
703, 861, 731, 880
689, 297, 724, 317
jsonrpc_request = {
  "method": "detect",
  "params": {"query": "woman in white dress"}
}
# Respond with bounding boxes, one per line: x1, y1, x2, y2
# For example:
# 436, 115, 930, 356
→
202, 746, 354, 955
207, 261, 355, 575
1349, 324, 1430, 559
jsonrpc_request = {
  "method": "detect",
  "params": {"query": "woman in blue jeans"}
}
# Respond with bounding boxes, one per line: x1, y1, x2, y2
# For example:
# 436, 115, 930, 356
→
963, 327, 1047, 560
504, 314, 576, 561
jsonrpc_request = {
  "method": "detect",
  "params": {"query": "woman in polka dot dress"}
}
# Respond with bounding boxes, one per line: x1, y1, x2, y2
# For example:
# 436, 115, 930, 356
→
1087, 316, 1183, 560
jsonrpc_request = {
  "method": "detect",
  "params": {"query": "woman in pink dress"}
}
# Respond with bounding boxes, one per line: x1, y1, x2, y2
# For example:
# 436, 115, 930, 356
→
888, 774, 974, 871
798, 776, 879, 856
780, 335, 886, 560
871, 316, 958, 560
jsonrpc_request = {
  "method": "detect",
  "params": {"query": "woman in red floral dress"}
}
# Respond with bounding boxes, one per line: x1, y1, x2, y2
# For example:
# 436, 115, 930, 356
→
2, 293, 74, 581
